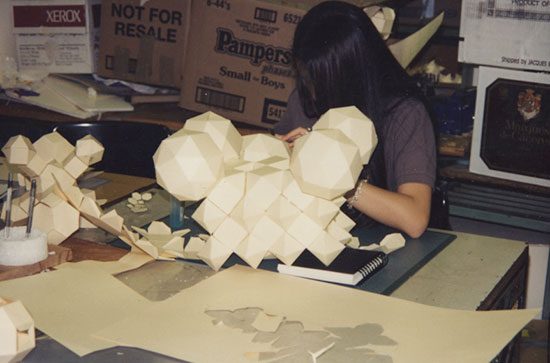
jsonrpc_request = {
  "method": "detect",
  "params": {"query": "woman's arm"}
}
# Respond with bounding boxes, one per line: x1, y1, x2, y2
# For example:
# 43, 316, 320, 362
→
347, 181, 432, 238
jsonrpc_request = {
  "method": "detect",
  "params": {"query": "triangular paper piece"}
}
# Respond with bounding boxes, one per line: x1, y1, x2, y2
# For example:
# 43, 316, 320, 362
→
197, 236, 233, 271
269, 233, 305, 266
307, 231, 346, 266
192, 198, 227, 234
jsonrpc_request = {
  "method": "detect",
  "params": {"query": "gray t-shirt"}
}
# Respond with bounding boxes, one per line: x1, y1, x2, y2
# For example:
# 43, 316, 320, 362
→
273, 90, 436, 191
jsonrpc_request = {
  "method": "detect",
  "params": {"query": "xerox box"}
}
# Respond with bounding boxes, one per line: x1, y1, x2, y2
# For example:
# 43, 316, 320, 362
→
97, 0, 191, 88
180, 0, 305, 128
12, 0, 101, 74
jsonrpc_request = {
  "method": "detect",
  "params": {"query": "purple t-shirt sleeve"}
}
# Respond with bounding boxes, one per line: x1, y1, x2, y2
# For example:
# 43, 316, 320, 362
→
272, 89, 316, 135
383, 99, 436, 191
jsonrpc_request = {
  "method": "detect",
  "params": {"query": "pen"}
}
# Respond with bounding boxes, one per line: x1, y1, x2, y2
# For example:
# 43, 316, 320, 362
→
4, 173, 13, 238
25, 179, 37, 238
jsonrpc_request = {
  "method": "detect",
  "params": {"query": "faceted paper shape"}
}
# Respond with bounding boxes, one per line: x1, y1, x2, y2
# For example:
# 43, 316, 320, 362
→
1, 135, 35, 165
229, 198, 264, 232
37, 164, 75, 197
183, 111, 242, 162
75, 135, 104, 165
269, 233, 305, 266
19, 153, 48, 177
241, 134, 289, 162
308, 231, 345, 266
64, 154, 88, 179
234, 235, 270, 269
192, 198, 227, 234
303, 197, 340, 230
197, 236, 233, 271
1, 196, 27, 224
333, 211, 356, 232
290, 129, 362, 200
287, 212, 324, 248
266, 196, 301, 229
33, 132, 74, 164
326, 220, 353, 245
33, 199, 79, 245
213, 216, 248, 250
282, 179, 316, 211
0, 298, 35, 363
245, 167, 283, 212
153, 130, 224, 201
258, 155, 289, 170
206, 170, 245, 214
313, 106, 378, 165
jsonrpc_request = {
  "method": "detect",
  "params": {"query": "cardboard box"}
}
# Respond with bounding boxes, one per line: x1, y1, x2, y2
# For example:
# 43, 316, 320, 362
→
469, 66, 550, 187
12, 0, 101, 74
97, 0, 191, 88
458, 0, 550, 72
180, 0, 306, 128
394, 0, 460, 29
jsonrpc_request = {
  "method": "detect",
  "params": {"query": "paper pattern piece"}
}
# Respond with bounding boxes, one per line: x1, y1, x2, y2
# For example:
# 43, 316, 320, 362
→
94, 266, 537, 363
0, 267, 152, 356
154, 109, 377, 269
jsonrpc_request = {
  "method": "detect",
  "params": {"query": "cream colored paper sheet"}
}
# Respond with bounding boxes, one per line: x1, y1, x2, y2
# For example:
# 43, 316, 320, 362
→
56, 251, 154, 275
0, 268, 152, 356
95, 266, 537, 363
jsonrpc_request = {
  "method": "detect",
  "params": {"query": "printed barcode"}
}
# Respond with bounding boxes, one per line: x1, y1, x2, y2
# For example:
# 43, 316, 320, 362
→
255, 8, 277, 23
195, 87, 245, 113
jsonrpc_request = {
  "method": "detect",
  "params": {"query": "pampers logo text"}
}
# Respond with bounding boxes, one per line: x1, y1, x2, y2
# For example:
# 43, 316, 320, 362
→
215, 28, 292, 66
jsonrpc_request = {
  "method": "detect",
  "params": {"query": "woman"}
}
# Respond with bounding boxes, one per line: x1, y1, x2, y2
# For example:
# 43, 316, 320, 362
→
274, 1, 436, 238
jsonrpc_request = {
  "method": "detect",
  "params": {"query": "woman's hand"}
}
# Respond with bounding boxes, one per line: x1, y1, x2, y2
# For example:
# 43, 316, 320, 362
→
275, 127, 311, 147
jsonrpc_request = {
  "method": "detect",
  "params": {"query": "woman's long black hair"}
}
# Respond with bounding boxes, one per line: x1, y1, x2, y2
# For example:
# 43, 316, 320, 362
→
292, 0, 419, 126
292, 1, 425, 226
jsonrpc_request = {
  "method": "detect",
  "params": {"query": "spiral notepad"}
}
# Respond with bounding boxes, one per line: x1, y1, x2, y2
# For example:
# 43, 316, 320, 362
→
277, 247, 388, 286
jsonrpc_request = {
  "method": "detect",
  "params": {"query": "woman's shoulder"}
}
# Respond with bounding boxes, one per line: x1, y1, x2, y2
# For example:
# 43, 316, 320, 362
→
381, 96, 433, 139
385, 96, 427, 117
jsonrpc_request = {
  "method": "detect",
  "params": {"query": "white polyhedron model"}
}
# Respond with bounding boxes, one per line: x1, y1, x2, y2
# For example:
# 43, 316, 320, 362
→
1, 136, 35, 166
290, 129, 362, 200
153, 129, 224, 201
0, 298, 35, 363
75, 135, 104, 166
183, 111, 242, 162
313, 106, 378, 164
0, 132, 133, 246
33, 132, 74, 164
153, 107, 378, 270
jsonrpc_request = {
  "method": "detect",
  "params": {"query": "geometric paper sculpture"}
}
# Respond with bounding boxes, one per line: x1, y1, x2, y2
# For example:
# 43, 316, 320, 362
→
75, 135, 104, 166
241, 133, 290, 162
0, 131, 132, 245
1, 136, 35, 165
153, 107, 378, 270
313, 106, 378, 164
0, 297, 35, 363
153, 130, 225, 201
290, 129, 362, 200
32, 132, 74, 164
183, 111, 242, 162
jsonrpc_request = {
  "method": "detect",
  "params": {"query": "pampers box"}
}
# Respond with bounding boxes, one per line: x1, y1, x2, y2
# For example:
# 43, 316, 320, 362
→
180, 0, 306, 128
12, 0, 101, 73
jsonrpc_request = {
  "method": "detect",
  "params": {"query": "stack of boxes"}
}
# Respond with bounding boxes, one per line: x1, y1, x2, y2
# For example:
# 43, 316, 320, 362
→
459, 0, 550, 187
10, 0, 308, 128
